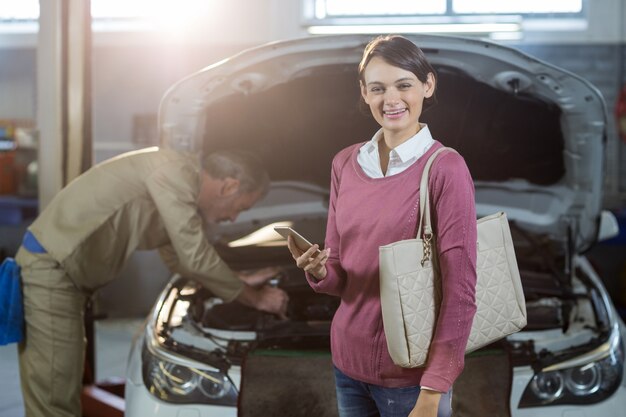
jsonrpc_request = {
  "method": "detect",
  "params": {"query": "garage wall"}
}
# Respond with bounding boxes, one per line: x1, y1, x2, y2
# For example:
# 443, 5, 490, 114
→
0, 49, 35, 120
1, 0, 626, 316
0, 48, 36, 264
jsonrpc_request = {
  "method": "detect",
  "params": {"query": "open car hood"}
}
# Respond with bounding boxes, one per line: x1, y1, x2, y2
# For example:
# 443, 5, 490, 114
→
158, 34, 607, 252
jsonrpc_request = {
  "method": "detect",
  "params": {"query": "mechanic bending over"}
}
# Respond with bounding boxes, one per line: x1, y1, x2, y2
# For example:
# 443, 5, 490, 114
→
15, 147, 289, 417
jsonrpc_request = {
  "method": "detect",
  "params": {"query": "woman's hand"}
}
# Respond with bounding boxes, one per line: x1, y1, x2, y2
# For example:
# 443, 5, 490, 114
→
287, 235, 330, 280
408, 390, 441, 417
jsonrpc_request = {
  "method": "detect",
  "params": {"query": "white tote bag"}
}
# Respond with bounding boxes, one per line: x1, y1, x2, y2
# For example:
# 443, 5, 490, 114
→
379, 147, 527, 368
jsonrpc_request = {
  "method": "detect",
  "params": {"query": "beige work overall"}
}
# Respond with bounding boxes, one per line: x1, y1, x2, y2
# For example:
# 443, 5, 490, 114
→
16, 148, 243, 417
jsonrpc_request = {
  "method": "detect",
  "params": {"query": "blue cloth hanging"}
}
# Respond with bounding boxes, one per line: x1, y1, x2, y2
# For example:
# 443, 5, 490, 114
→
0, 257, 24, 345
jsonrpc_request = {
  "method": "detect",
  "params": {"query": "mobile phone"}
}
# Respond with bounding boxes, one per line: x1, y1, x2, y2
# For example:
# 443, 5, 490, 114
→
273, 226, 321, 255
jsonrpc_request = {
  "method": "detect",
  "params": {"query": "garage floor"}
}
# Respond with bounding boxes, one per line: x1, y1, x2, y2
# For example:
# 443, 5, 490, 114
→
0, 318, 144, 417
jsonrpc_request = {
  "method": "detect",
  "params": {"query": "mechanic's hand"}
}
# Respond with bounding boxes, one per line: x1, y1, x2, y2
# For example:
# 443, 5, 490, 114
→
236, 284, 289, 319
253, 285, 289, 319
408, 390, 441, 417
287, 235, 330, 281
238, 267, 281, 287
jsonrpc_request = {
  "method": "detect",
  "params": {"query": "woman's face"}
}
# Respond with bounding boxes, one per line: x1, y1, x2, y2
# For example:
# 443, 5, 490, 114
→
360, 56, 435, 142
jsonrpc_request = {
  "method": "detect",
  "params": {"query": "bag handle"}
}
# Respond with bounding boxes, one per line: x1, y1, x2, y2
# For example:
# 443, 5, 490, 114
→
416, 146, 459, 241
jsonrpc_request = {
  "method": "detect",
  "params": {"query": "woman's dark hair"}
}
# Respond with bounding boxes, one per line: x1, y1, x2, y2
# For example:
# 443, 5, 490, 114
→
358, 35, 437, 108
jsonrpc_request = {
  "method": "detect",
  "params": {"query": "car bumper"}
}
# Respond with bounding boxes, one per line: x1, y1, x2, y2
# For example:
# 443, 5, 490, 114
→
124, 383, 237, 417
125, 319, 626, 417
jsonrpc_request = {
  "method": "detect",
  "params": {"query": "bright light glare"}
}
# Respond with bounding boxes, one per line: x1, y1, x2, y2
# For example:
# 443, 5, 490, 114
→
0, 0, 213, 33
170, 300, 190, 327
93, 0, 212, 33
454, 0, 582, 14
0, 0, 38, 19
91, 0, 146, 18
228, 221, 294, 248
144, 0, 213, 33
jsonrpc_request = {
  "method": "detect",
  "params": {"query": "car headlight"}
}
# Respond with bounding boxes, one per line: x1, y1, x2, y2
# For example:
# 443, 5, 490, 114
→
141, 342, 238, 406
519, 338, 624, 407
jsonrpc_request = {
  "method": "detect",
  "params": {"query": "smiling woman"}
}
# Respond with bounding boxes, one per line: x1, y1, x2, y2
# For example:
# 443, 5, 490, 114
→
92, 0, 214, 32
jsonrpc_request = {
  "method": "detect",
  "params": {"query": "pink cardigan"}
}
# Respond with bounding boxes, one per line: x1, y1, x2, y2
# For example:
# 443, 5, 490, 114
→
306, 141, 477, 393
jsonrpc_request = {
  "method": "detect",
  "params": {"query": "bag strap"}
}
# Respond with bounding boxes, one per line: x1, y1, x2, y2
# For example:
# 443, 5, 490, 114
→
416, 146, 459, 240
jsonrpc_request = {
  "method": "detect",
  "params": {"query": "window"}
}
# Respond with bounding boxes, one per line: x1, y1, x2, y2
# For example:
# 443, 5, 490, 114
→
0, 1, 38, 20
318, 0, 446, 17
0, 0, 220, 39
305, 0, 586, 37
453, 0, 583, 15
0, 0, 212, 24
313, 0, 583, 18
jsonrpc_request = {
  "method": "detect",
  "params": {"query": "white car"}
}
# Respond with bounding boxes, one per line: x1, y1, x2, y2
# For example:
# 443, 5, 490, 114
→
124, 34, 626, 416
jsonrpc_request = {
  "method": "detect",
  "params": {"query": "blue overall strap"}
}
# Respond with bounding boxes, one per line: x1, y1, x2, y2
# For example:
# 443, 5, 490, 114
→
22, 230, 47, 254
0, 258, 24, 345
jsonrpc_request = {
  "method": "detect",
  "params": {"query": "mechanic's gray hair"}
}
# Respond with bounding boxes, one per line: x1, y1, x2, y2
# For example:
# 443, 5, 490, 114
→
202, 149, 270, 196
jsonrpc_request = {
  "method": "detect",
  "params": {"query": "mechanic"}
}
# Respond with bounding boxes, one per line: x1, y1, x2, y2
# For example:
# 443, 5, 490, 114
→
15, 147, 289, 417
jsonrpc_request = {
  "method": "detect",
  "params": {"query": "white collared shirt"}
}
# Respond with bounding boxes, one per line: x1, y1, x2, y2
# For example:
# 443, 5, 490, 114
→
357, 125, 435, 178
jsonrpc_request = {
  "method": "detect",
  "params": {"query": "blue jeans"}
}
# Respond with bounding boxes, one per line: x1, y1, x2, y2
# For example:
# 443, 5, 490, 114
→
333, 367, 453, 417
